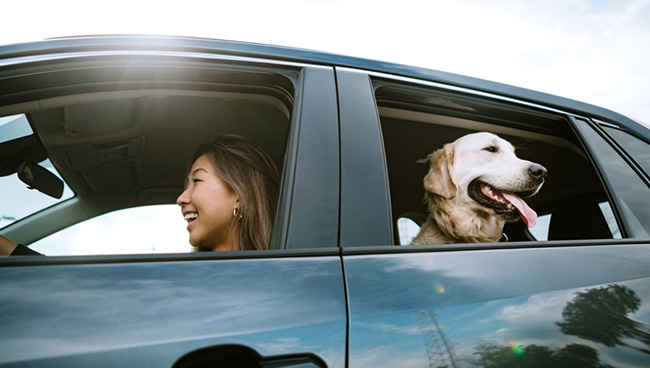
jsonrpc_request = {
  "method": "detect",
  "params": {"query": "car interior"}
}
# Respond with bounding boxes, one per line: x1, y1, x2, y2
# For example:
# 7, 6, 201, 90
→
372, 80, 620, 244
0, 64, 625, 254
0, 72, 294, 251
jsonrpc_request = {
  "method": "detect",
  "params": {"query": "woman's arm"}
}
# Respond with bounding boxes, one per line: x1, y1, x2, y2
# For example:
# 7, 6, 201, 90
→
0, 234, 19, 256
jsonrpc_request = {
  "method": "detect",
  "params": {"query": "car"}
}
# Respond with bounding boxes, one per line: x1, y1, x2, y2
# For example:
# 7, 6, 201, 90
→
1, 35, 649, 367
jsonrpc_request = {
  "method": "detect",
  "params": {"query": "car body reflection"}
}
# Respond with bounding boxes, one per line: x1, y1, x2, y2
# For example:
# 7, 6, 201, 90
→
344, 245, 650, 367
0, 256, 346, 366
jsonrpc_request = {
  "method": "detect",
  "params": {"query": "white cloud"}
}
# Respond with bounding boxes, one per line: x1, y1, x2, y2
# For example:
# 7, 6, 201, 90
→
1, 0, 648, 125
349, 344, 427, 368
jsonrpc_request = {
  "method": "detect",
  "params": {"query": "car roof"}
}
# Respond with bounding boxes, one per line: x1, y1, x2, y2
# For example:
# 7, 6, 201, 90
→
1, 34, 648, 141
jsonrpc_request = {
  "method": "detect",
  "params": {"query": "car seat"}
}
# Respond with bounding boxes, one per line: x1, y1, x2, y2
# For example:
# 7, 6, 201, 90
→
547, 202, 613, 240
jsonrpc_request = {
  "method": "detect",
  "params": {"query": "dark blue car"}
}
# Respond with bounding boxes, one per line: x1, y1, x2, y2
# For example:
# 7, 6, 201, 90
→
1, 35, 649, 367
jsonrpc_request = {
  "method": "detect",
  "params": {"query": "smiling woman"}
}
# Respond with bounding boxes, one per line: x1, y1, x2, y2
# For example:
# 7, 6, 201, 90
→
0, 39, 295, 256
177, 134, 280, 252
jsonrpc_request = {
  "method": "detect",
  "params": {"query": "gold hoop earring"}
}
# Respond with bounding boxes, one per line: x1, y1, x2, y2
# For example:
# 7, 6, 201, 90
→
233, 208, 239, 218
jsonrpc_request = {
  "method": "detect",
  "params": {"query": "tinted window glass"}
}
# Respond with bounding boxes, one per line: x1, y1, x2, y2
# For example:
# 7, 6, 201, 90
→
575, 119, 650, 238
528, 202, 620, 241
602, 125, 650, 175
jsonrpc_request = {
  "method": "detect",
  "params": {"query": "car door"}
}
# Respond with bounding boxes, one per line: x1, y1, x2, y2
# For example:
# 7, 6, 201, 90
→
337, 68, 650, 367
0, 41, 346, 368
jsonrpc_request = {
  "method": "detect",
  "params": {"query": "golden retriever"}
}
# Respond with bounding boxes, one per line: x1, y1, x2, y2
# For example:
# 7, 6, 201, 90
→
411, 132, 547, 245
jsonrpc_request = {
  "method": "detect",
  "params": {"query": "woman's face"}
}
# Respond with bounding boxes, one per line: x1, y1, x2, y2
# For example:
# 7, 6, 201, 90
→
176, 154, 240, 251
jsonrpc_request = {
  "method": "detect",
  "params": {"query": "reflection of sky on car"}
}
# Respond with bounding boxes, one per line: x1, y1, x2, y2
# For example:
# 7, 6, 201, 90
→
0, 257, 347, 365
345, 247, 650, 367
349, 278, 650, 368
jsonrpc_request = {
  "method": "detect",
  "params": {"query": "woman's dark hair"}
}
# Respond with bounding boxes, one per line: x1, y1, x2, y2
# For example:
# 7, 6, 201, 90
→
191, 134, 280, 251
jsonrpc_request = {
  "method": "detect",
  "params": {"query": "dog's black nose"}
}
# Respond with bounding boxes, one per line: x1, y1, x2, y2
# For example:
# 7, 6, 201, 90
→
529, 164, 548, 179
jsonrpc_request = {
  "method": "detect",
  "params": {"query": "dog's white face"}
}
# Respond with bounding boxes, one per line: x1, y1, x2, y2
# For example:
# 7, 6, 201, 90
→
425, 132, 547, 227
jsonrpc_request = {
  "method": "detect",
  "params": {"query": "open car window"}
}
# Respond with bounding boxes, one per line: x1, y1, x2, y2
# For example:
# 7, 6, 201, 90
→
372, 78, 624, 245
0, 57, 297, 256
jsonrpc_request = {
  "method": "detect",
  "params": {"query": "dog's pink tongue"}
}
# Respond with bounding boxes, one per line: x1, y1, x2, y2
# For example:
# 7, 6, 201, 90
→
503, 193, 537, 227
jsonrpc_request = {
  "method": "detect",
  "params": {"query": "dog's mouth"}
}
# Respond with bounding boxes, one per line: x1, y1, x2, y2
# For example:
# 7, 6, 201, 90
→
468, 179, 538, 227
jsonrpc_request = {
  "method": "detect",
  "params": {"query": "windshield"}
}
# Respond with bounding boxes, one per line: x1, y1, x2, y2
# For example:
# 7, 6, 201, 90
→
0, 114, 74, 228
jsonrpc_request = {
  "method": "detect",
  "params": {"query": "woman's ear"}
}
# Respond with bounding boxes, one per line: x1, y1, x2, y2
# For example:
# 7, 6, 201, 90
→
423, 144, 457, 199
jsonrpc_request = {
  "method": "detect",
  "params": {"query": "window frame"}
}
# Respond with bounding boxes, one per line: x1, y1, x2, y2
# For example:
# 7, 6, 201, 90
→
0, 51, 340, 261
570, 117, 650, 239
339, 70, 636, 249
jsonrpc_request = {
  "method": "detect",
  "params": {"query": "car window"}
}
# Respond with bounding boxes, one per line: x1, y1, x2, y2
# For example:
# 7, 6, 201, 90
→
574, 118, 650, 238
0, 60, 297, 256
0, 114, 74, 229
0, 114, 33, 141
601, 125, 650, 176
30, 205, 191, 255
0, 159, 74, 229
400, 201, 622, 243
525, 202, 620, 241
372, 78, 622, 245
397, 217, 420, 245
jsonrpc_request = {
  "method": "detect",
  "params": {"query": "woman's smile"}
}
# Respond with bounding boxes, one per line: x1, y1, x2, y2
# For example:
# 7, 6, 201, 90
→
176, 154, 240, 251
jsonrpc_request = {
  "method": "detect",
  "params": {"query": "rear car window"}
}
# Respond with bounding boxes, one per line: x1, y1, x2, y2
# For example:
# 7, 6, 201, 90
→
372, 78, 622, 245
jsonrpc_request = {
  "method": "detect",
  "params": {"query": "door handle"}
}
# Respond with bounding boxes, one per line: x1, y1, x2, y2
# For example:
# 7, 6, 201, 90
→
171, 344, 327, 368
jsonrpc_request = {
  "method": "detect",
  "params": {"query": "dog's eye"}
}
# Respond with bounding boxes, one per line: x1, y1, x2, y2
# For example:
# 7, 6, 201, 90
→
483, 145, 497, 153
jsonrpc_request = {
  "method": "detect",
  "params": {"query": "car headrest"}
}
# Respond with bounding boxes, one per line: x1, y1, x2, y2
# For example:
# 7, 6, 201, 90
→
548, 202, 613, 240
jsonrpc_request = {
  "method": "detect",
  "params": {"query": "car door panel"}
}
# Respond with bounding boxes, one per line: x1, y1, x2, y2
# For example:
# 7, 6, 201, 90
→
343, 244, 650, 367
0, 255, 346, 367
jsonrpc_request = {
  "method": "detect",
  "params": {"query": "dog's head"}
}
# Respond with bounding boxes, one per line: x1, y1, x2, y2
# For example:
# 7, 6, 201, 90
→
424, 132, 547, 227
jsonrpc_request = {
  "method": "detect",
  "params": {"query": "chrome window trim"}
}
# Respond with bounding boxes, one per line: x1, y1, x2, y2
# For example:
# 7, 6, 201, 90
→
0, 49, 313, 69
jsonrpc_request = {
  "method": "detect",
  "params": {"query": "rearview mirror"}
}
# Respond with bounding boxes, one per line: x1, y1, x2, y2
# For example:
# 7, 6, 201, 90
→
17, 161, 64, 199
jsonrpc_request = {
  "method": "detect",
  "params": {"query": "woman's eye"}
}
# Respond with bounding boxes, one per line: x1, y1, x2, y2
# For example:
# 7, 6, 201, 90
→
484, 146, 497, 153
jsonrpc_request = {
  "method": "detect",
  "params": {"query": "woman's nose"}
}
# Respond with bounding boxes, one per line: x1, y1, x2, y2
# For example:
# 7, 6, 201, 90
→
177, 188, 190, 206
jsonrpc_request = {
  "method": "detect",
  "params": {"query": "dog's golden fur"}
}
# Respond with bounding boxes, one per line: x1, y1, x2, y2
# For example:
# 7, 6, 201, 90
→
411, 132, 546, 245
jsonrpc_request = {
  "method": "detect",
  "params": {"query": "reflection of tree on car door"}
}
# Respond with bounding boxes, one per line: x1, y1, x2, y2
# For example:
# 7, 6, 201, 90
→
557, 284, 650, 354
473, 284, 650, 367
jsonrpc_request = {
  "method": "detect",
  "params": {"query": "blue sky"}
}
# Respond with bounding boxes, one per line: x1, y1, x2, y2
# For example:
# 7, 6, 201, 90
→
2, 0, 649, 126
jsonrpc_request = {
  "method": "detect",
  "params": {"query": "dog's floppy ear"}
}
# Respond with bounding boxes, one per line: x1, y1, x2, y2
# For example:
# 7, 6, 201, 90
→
424, 144, 457, 199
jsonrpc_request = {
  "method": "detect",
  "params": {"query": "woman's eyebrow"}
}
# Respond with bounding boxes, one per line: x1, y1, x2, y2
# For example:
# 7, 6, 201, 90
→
184, 167, 208, 188
191, 167, 208, 176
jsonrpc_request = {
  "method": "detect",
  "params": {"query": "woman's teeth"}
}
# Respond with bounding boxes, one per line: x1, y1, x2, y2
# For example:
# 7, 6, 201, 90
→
184, 213, 198, 223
